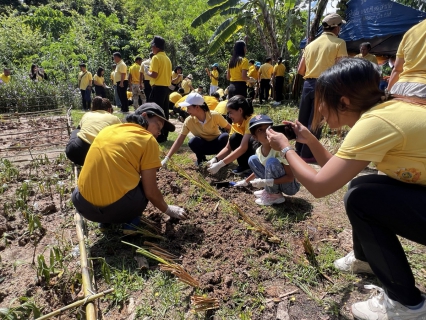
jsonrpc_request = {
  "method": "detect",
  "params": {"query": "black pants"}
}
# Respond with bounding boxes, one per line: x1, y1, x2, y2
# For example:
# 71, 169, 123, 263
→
228, 81, 247, 99
229, 133, 256, 170
116, 80, 129, 112
94, 85, 106, 98
188, 133, 229, 163
149, 85, 170, 142
296, 79, 321, 159
80, 89, 91, 110
275, 76, 284, 102
259, 79, 271, 103
247, 86, 255, 100
345, 175, 426, 306
65, 129, 91, 166
72, 182, 148, 224
144, 80, 152, 103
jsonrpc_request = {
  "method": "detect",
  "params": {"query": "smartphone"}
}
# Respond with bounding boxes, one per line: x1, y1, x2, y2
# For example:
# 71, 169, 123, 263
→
270, 124, 297, 140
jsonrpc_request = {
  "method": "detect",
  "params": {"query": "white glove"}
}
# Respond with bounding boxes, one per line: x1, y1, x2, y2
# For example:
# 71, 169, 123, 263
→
161, 156, 169, 167
207, 157, 218, 167
164, 205, 187, 220
207, 160, 226, 174
234, 179, 248, 187
250, 178, 274, 188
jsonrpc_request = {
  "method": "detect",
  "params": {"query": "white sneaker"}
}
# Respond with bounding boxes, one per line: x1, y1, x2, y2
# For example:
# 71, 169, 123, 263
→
334, 251, 374, 274
253, 189, 266, 198
352, 285, 426, 320
255, 192, 285, 206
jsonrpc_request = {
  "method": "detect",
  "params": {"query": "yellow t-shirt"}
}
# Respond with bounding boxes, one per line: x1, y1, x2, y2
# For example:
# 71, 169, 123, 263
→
355, 53, 378, 64
0, 73, 10, 83
140, 59, 152, 81
149, 51, 172, 87
78, 71, 93, 90
230, 114, 255, 135
129, 63, 141, 84
210, 69, 219, 86
336, 100, 426, 185
247, 68, 259, 87
303, 32, 348, 79
255, 147, 288, 166
110, 71, 114, 83
229, 57, 249, 82
259, 63, 274, 79
114, 60, 128, 83
93, 74, 104, 86
78, 123, 161, 206
204, 96, 219, 111
77, 110, 121, 144
169, 92, 182, 104
171, 71, 183, 85
181, 111, 229, 141
214, 100, 228, 115
181, 79, 192, 94
126, 91, 132, 99
174, 96, 187, 109
274, 64, 286, 77
396, 19, 426, 85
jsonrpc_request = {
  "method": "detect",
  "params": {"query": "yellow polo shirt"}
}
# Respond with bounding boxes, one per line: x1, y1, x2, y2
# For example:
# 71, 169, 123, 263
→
181, 111, 229, 141
229, 58, 249, 82
129, 63, 141, 84
303, 32, 347, 79
336, 100, 426, 185
396, 19, 426, 85
181, 79, 192, 94
171, 71, 183, 85
78, 71, 93, 90
77, 110, 121, 144
204, 96, 219, 111
140, 59, 152, 81
274, 64, 286, 77
214, 100, 228, 115
355, 53, 378, 64
230, 114, 256, 135
110, 71, 114, 84
210, 69, 219, 86
174, 96, 187, 109
78, 123, 161, 206
114, 60, 128, 83
0, 73, 10, 83
169, 92, 182, 104
93, 75, 104, 86
259, 63, 273, 79
149, 51, 172, 87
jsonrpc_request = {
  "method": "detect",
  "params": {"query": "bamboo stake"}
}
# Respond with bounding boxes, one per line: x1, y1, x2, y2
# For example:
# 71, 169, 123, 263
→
35, 288, 114, 320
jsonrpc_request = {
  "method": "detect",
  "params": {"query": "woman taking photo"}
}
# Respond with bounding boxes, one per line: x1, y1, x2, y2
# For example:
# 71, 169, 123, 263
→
72, 103, 187, 234
93, 67, 107, 98
208, 95, 256, 175
162, 92, 230, 166
227, 40, 252, 98
267, 58, 426, 319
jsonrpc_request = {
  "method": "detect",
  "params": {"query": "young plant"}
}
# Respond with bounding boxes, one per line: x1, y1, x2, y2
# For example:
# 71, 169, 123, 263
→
36, 246, 64, 285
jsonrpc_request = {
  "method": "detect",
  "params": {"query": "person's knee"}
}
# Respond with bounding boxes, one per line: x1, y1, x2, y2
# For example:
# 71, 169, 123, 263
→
344, 184, 367, 218
248, 154, 259, 167
229, 133, 242, 150
265, 157, 282, 169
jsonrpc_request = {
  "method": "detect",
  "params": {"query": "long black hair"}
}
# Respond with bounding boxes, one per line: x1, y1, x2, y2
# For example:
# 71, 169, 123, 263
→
226, 95, 253, 119
228, 40, 246, 69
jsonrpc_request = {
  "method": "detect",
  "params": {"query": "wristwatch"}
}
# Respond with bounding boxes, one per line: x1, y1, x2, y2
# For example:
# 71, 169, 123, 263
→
281, 146, 295, 159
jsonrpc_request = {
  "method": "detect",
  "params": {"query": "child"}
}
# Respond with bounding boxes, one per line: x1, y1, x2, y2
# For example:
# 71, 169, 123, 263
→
234, 115, 300, 205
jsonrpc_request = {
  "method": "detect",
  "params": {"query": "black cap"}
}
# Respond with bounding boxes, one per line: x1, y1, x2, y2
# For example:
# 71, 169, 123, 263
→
134, 103, 175, 132
249, 114, 273, 129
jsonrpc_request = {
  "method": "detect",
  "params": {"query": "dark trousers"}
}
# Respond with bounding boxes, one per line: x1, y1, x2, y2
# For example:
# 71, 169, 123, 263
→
65, 129, 90, 166
116, 80, 129, 112
188, 133, 229, 163
94, 85, 106, 98
144, 80, 152, 103
228, 81, 247, 99
247, 86, 255, 100
229, 133, 256, 169
296, 79, 321, 159
149, 85, 170, 142
275, 76, 284, 102
259, 79, 271, 103
72, 182, 148, 224
345, 175, 426, 306
80, 89, 91, 110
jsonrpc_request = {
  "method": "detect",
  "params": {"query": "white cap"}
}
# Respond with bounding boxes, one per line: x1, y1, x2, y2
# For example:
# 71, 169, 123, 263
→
179, 92, 204, 107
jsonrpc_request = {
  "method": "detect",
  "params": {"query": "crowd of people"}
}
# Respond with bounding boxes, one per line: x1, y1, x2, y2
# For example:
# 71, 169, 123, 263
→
63, 14, 426, 320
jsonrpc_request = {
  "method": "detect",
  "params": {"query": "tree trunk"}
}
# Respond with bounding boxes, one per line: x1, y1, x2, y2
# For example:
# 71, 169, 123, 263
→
309, 0, 329, 42
254, 17, 273, 58
257, 0, 280, 59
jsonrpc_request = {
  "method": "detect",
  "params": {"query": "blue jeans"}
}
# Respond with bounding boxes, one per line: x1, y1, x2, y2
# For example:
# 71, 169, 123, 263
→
113, 85, 122, 107
248, 155, 300, 195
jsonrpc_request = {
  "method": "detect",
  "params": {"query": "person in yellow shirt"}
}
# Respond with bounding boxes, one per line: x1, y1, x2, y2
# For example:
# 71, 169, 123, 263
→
272, 57, 286, 105
144, 36, 172, 143
181, 74, 194, 94
247, 60, 258, 99
355, 42, 378, 65
296, 13, 347, 162
110, 64, 121, 108
227, 40, 251, 98
93, 67, 107, 98
128, 57, 145, 109
162, 93, 231, 166
258, 57, 274, 104
0, 68, 11, 84
267, 57, 426, 320
66, 97, 121, 165
78, 63, 93, 111
205, 63, 220, 95
170, 66, 183, 91
388, 19, 426, 98
113, 52, 128, 112
72, 103, 186, 233
207, 96, 256, 175
139, 53, 153, 102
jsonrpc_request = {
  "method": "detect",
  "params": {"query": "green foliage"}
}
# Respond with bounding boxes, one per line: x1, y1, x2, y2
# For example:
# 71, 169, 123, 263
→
25, 6, 73, 39
0, 297, 42, 319
36, 246, 64, 284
